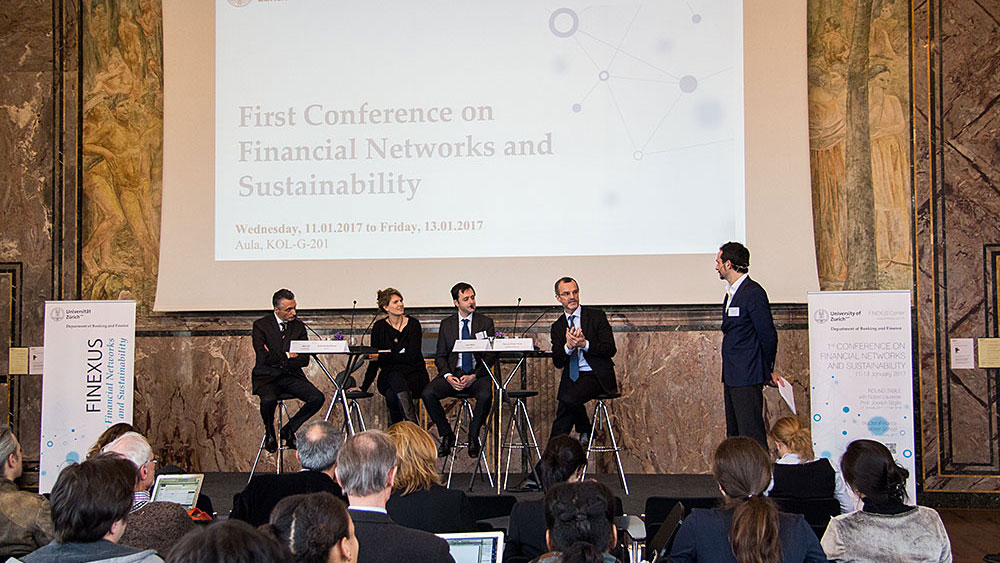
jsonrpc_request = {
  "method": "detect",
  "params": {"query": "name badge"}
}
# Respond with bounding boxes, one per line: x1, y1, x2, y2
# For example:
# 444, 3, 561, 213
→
727, 307, 740, 317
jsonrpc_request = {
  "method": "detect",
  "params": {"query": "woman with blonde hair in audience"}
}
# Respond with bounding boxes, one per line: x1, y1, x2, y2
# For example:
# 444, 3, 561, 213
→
265, 493, 359, 563
767, 416, 855, 513
821, 439, 951, 562
668, 436, 826, 562
384, 421, 476, 533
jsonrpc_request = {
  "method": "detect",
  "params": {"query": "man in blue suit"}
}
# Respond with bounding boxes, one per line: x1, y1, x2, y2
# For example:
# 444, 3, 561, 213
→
716, 242, 777, 449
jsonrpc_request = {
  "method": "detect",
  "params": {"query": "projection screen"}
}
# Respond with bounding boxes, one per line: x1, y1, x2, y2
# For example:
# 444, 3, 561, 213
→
158, 0, 817, 310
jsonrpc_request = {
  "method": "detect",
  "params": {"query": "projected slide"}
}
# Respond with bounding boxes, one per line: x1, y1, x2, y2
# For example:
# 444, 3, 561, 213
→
215, 1, 744, 261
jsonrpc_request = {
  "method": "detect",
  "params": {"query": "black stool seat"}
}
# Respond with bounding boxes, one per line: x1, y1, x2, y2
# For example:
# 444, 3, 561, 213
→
504, 389, 539, 399
596, 392, 621, 400
453, 390, 479, 400
344, 390, 373, 400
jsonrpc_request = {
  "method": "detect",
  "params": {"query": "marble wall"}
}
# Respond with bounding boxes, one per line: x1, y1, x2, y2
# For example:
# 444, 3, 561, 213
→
1, 1, 998, 505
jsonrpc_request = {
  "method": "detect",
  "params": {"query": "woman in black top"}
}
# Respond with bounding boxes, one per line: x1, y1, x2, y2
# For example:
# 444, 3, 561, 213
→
359, 287, 428, 424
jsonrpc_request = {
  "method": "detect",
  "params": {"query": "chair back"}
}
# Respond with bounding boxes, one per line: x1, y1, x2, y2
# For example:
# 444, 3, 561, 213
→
771, 496, 841, 538
643, 496, 719, 540
647, 501, 685, 562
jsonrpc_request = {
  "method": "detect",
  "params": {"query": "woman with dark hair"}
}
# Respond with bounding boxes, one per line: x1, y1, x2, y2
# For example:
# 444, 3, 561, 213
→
821, 439, 951, 562
166, 519, 290, 563
504, 435, 587, 562
265, 493, 359, 563
385, 421, 476, 533
668, 437, 826, 563
358, 287, 429, 423
86, 422, 135, 459
767, 416, 855, 513
537, 481, 618, 563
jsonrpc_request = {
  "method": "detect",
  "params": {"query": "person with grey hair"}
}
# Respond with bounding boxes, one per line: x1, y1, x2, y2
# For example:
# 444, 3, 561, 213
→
0, 425, 54, 558
103, 431, 195, 556
336, 431, 453, 563
231, 420, 346, 527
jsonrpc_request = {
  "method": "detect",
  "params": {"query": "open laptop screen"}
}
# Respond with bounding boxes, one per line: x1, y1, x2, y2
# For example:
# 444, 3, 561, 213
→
437, 531, 504, 563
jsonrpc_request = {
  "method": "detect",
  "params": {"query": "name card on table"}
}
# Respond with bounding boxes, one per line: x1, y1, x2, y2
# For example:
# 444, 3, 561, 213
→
491, 338, 535, 351
452, 339, 491, 352
290, 340, 349, 353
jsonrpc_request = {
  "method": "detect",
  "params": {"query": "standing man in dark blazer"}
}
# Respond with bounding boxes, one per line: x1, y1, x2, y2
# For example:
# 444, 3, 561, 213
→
336, 431, 455, 563
550, 277, 617, 443
716, 242, 778, 449
252, 288, 325, 452
424, 282, 496, 458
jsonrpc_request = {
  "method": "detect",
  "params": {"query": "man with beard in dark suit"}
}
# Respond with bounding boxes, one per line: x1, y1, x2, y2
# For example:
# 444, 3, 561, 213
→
715, 242, 778, 449
252, 288, 325, 452
549, 277, 617, 445
423, 282, 496, 458
337, 431, 454, 563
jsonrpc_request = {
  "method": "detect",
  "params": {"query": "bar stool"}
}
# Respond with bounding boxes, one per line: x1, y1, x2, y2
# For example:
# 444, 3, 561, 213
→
582, 392, 629, 495
342, 389, 373, 435
445, 391, 494, 490
500, 389, 542, 490
249, 392, 298, 484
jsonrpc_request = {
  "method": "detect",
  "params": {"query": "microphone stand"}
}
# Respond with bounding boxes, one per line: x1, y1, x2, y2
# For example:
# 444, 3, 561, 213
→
302, 321, 360, 433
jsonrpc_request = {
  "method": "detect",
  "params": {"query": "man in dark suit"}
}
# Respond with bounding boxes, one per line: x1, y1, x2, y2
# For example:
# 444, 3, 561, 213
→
550, 277, 617, 442
230, 420, 346, 526
716, 242, 778, 449
252, 288, 325, 452
423, 282, 496, 458
336, 430, 455, 563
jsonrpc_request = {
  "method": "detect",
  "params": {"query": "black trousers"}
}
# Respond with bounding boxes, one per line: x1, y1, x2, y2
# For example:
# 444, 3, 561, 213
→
550, 372, 604, 438
421, 374, 493, 439
256, 376, 325, 437
724, 382, 767, 449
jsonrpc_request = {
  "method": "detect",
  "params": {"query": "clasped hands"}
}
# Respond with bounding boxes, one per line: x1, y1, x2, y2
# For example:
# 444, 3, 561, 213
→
565, 326, 587, 351
447, 373, 476, 391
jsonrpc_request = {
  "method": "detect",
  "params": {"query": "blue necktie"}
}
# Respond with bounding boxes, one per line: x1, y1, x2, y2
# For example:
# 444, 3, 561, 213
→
461, 318, 473, 374
568, 314, 579, 381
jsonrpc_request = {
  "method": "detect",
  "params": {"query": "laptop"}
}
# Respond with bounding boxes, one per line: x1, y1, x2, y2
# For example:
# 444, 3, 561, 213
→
437, 531, 504, 563
149, 473, 204, 510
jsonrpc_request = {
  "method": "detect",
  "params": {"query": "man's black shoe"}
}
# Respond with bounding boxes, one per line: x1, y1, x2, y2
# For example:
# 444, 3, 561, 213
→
512, 475, 541, 492
467, 435, 482, 458
280, 428, 296, 450
438, 433, 455, 458
263, 432, 278, 454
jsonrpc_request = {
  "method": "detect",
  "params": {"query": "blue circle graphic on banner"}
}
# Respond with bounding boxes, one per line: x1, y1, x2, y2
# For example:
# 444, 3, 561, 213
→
867, 416, 889, 435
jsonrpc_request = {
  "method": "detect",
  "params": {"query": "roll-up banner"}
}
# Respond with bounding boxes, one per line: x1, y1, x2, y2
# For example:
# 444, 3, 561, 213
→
808, 290, 916, 501
40, 301, 136, 493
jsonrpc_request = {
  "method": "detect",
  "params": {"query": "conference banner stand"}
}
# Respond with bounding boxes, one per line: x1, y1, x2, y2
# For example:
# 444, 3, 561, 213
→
39, 301, 136, 493
808, 291, 917, 501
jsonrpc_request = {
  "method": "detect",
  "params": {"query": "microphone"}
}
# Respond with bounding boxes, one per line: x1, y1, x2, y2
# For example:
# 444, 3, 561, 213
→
361, 311, 380, 347
302, 320, 324, 340
511, 297, 522, 337
349, 300, 357, 345
521, 306, 557, 339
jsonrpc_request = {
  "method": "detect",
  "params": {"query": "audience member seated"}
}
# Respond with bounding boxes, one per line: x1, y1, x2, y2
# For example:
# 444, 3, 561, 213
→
87, 423, 136, 459
0, 426, 53, 558
534, 481, 618, 563
21, 453, 162, 562
102, 432, 195, 556
504, 434, 586, 563
820, 439, 951, 562
384, 421, 476, 533
336, 430, 454, 563
165, 519, 290, 563
668, 437, 827, 562
264, 493, 359, 563
231, 420, 347, 526
767, 416, 856, 513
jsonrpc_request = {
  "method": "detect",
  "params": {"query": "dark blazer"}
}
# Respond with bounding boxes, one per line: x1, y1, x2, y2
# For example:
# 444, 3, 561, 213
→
251, 314, 310, 394
504, 498, 546, 562
349, 508, 455, 563
668, 508, 827, 562
434, 313, 496, 378
386, 485, 477, 533
721, 277, 778, 387
230, 470, 345, 527
550, 306, 617, 396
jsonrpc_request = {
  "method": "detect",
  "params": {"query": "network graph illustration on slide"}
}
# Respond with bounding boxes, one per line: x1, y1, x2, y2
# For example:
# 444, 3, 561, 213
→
546, 2, 740, 160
